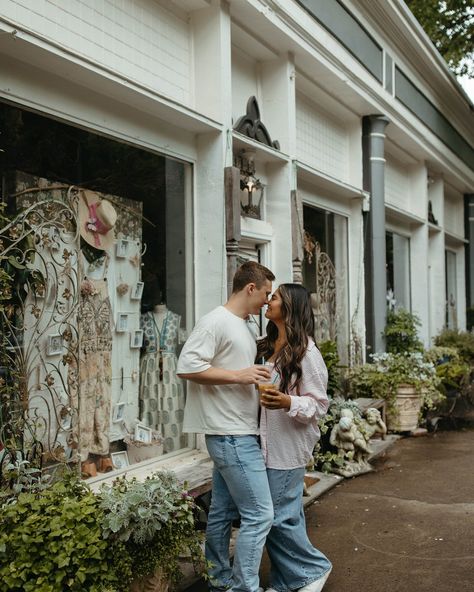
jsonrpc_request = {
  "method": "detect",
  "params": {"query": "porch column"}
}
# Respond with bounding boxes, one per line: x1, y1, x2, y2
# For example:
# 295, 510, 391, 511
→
224, 166, 241, 297
362, 114, 390, 355
464, 193, 474, 325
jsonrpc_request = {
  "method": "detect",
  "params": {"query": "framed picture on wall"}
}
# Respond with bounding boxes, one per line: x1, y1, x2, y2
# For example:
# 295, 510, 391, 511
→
112, 402, 126, 423
116, 239, 130, 258
130, 330, 143, 349
130, 281, 144, 301
46, 334, 63, 356
111, 451, 130, 470
116, 313, 129, 333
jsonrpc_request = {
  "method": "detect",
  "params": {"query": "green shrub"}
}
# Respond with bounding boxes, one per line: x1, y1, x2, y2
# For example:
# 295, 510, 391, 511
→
424, 346, 470, 396
383, 308, 423, 353
434, 329, 474, 366
0, 473, 119, 592
318, 340, 342, 397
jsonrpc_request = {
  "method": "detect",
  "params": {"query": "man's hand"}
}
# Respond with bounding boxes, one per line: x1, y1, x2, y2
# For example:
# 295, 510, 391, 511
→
234, 365, 271, 385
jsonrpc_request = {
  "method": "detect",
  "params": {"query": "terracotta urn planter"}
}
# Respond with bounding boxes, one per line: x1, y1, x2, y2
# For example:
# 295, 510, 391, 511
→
387, 384, 423, 432
130, 568, 169, 592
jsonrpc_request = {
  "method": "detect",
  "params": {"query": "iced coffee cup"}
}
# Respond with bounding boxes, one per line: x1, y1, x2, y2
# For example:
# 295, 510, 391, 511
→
258, 362, 275, 403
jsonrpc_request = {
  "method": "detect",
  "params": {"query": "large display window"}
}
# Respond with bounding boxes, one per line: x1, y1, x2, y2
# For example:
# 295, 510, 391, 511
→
0, 103, 192, 480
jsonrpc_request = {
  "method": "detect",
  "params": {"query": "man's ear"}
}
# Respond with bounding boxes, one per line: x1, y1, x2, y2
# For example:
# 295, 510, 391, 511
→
247, 282, 256, 294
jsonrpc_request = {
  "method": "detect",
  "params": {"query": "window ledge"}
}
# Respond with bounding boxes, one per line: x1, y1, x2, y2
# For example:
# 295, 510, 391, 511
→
88, 449, 212, 493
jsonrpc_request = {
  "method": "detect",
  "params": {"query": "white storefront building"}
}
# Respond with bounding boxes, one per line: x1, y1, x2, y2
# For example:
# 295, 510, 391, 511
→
0, 0, 473, 482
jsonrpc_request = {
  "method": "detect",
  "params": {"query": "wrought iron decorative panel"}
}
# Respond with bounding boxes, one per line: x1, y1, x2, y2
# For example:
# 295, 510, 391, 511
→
0, 182, 82, 480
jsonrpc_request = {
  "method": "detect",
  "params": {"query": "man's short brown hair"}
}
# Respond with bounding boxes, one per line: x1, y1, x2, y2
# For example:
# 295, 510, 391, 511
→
232, 261, 275, 293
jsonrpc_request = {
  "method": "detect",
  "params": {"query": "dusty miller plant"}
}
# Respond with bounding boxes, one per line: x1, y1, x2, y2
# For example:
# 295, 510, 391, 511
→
100, 471, 207, 589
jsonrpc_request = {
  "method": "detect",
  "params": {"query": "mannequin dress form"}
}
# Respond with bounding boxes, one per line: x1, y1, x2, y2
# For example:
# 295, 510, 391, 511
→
139, 303, 186, 453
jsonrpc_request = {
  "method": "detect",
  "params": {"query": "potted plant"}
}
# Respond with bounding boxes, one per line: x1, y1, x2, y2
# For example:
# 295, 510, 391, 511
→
99, 471, 207, 592
347, 352, 440, 432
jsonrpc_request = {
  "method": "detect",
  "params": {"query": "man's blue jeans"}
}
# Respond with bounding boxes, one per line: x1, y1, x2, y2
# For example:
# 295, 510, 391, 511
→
205, 435, 274, 592
266, 467, 332, 591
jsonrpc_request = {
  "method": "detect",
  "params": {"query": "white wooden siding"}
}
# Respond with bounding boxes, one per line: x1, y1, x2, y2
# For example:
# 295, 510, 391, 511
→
296, 92, 349, 182
1, 0, 192, 104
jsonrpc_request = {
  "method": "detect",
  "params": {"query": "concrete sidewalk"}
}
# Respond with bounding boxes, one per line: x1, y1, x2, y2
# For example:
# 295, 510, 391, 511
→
263, 425, 474, 592
187, 425, 474, 592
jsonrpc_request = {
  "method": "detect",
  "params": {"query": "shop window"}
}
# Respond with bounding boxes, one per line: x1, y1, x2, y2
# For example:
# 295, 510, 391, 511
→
302, 205, 349, 362
445, 250, 457, 329
386, 231, 411, 310
0, 103, 192, 480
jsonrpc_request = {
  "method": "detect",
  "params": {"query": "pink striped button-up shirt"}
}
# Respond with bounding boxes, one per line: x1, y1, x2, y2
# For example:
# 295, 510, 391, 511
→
260, 339, 329, 470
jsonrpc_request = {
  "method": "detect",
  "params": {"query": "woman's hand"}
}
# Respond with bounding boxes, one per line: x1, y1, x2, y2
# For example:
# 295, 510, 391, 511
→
260, 388, 291, 410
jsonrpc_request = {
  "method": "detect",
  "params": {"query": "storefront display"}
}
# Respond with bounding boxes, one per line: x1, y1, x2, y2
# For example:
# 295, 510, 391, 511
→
0, 102, 191, 479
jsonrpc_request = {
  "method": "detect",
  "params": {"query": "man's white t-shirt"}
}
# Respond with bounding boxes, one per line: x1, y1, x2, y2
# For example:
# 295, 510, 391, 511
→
177, 306, 259, 435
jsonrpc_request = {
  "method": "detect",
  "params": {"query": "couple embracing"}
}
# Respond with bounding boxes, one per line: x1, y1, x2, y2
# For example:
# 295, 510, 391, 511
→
177, 262, 332, 592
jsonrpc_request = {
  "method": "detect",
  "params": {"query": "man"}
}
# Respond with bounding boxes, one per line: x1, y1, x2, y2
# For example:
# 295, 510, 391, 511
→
177, 261, 275, 592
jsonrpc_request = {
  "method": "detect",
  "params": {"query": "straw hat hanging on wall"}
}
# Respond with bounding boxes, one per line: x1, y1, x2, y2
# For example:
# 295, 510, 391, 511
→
78, 189, 117, 252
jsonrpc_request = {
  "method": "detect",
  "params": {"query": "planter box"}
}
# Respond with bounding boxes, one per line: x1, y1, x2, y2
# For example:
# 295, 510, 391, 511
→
126, 440, 163, 464
387, 384, 423, 432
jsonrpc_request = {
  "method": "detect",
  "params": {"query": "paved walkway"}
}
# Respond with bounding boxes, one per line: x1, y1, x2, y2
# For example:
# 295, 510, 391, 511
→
261, 425, 474, 592
188, 425, 474, 592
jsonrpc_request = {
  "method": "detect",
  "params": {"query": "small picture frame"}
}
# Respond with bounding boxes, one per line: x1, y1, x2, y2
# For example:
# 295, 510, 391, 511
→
111, 451, 130, 470
112, 402, 126, 423
46, 334, 63, 356
116, 239, 130, 258
116, 313, 129, 333
130, 330, 143, 349
130, 281, 144, 301
135, 424, 152, 444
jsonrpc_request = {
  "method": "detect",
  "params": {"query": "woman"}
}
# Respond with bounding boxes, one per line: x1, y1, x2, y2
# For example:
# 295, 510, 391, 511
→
257, 283, 332, 592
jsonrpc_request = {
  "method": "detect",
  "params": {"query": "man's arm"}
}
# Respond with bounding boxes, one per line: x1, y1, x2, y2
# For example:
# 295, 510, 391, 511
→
178, 365, 270, 385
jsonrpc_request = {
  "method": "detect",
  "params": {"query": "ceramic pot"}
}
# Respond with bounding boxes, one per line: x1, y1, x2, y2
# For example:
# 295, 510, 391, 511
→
387, 384, 423, 432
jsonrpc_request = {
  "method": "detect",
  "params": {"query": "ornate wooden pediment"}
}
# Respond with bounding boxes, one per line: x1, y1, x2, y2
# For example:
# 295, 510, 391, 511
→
233, 96, 280, 150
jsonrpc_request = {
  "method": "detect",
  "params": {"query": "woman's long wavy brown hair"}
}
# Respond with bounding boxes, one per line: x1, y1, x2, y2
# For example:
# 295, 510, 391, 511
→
256, 283, 315, 395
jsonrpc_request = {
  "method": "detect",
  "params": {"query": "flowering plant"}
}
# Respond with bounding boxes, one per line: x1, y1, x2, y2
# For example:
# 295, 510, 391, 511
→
347, 351, 441, 412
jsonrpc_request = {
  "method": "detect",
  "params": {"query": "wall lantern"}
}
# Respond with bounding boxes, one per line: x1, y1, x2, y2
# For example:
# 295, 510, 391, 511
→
234, 149, 264, 219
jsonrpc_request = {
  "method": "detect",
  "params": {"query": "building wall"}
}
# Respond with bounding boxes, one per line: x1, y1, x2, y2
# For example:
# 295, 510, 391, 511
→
296, 93, 350, 183
1, 0, 193, 104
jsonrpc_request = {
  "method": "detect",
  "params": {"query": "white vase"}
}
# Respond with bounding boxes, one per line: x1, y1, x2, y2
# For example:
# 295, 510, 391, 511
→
387, 384, 423, 432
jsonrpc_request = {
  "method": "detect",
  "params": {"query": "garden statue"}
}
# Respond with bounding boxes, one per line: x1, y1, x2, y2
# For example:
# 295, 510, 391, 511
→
329, 409, 372, 477
361, 407, 387, 440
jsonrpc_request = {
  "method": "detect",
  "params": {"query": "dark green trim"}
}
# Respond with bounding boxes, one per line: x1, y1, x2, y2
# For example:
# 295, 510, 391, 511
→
297, 0, 383, 82
385, 54, 393, 94
395, 67, 474, 170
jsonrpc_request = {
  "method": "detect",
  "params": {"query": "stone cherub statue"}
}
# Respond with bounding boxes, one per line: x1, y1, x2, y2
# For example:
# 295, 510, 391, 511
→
329, 408, 373, 477
360, 407, 387, 441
